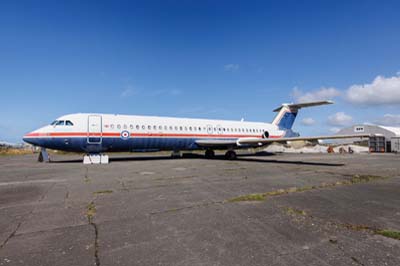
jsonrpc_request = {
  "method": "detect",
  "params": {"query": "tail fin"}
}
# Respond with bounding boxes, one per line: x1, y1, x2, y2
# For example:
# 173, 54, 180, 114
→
272, 100, 333, 130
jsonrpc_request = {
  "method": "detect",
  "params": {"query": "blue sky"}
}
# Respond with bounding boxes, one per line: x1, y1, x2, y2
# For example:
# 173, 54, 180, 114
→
1, 0, 400, 143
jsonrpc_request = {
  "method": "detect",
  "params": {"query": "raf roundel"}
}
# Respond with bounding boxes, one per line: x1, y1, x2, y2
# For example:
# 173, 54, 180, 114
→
120, 130, 130, 140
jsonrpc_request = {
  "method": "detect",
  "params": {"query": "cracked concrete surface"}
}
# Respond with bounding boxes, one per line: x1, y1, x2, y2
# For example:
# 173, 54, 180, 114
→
0, 152, 399, 265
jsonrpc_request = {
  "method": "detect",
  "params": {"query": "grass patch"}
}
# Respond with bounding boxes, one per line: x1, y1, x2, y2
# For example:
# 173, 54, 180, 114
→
93, 190, 113, 195
228, 193, 266, 202
228, 174, 389, 204
284, 207, 307, 216
0, 148, 32, 156
376, 230, 400, 240
349, 175, 387, 184
86, 202, 96, 222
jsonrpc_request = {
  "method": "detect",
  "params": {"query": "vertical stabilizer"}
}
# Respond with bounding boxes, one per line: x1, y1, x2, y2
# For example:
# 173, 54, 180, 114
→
272, 100, 333, 130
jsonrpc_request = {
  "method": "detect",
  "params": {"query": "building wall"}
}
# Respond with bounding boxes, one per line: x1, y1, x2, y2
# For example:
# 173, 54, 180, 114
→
336, 125, 396, 139
335, 125, 399, 152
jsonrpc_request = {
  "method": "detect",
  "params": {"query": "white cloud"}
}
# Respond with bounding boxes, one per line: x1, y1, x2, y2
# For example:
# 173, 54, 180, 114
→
301, 117, 316, 126
329, 127, 341, 133
345, 75, 400, 105
120, 88, 133, 97
120, 85, 138, 98
375, 114, 400, 126
291, 87, 341, 103
328, 112, 353, 126
224, 64, 239, 72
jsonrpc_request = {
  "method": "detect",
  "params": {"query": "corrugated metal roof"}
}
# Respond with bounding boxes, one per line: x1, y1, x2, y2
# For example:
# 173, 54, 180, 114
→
380, 126, 400, 136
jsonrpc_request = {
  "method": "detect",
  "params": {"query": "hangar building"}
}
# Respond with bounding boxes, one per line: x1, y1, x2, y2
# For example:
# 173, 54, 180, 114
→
335, 124, 400, 153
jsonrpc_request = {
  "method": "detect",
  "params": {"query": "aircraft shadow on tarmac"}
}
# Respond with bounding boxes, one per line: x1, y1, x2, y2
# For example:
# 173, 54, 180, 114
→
50, 152, 344, 167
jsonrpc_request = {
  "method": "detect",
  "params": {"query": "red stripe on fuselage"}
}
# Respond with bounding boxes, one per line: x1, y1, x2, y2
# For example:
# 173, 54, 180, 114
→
24, 132, 283, 139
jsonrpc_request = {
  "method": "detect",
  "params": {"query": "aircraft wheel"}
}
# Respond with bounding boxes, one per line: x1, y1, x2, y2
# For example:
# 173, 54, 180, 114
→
205, 149, 215, 159
225, 150, 237, 160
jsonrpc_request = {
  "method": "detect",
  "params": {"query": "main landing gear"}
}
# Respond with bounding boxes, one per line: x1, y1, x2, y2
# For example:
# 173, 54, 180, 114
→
224, 150, 237, 160
205, 149, 215, 159
204, 149, 237, 160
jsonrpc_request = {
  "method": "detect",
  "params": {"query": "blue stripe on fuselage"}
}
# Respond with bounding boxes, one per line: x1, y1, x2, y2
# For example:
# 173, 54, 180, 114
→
24, 137, 238, 153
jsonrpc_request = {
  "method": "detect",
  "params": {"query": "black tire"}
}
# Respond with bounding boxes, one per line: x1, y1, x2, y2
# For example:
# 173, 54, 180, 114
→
38, 152, 43, 162
225, 150, 237, 160
205, 149, 215, 159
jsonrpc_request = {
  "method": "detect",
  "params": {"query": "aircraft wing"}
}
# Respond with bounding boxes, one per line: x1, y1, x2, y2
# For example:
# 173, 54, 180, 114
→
237, 134, 371, 146
195, 139, 238, 148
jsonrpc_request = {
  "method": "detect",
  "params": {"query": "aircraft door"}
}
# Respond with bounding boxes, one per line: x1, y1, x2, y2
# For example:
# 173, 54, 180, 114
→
87, 115, 102, 144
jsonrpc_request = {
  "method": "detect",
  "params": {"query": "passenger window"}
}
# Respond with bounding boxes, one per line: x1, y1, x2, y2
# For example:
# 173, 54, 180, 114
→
136, 125, 139, 130
148, 125, 151, 130
123, 124, 127, 129
170, 126, 173, 130
199, 127, 202, 131
153, 125, 157, 130
159, 125, 162, 130
189, 126, 192, 131
175, 126, 178, 130
142, 125, 145, 130
164, 125, 167, 130
66, 120, 74, 126
111, 124, 114, 129
117, 124, 121, 129
180, 126, 183, 131
130, 124, 133, 129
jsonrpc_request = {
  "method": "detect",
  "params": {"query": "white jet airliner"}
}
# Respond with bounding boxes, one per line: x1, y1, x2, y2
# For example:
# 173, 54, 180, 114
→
23, 101, 368, 163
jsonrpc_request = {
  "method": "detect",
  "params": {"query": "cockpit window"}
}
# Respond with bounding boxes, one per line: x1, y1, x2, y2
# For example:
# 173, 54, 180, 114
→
51, 120, 73, 126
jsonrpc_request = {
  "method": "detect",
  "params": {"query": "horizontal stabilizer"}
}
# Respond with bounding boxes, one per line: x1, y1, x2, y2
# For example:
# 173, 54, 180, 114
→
273, 100, 333, 112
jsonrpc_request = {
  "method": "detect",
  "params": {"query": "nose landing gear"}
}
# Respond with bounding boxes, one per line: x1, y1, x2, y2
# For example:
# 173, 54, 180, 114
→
38, 148, 50, 163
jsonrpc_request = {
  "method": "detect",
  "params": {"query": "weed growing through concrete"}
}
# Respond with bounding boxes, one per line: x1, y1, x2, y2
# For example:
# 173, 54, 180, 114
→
284, 207, 307, 216
86, 202, 96, 223
228, 193, 266, 202
93, 190, 113, 195
228, 175, 388, 202
376, 230, 400, 240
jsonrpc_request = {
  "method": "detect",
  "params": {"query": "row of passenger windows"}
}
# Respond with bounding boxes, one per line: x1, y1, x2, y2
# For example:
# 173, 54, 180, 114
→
50, 120, 74, 126
108, 124, 265, 133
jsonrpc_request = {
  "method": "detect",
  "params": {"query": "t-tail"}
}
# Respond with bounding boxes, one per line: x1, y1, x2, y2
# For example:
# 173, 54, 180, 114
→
272, 100, 333, 130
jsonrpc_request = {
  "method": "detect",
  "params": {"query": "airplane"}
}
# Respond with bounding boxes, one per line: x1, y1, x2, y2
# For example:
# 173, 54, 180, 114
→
23, 100, 370, 164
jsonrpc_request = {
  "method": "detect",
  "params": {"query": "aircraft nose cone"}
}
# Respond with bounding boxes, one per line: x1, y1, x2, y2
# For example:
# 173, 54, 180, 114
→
23, 132, 39, 146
